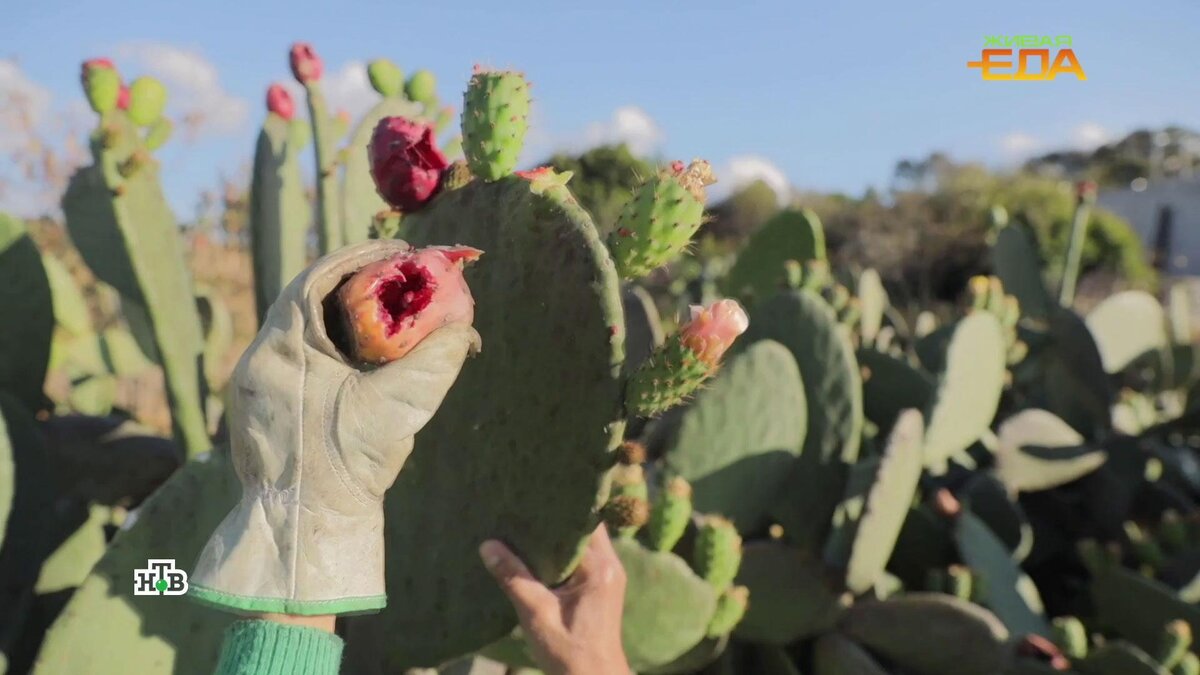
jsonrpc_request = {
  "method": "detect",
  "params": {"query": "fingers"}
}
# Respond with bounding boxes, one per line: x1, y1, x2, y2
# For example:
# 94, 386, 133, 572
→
571, 525, 626, 590
480, 539, 558, 622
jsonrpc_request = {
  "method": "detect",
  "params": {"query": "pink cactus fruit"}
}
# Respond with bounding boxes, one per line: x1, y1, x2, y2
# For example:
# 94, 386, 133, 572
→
289, 42, 323, 83
337, 246, 482, 364
678, 299, 749, 367
117, 84, 130, 110
369, 116, 449, 212
266, 84, 294, 120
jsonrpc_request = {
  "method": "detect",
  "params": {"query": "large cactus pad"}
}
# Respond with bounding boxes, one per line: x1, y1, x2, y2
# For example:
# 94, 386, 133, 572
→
343, 174, 626, 670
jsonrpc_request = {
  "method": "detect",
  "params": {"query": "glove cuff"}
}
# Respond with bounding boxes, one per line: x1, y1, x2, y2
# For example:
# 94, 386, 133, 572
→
189, 492, 386, 616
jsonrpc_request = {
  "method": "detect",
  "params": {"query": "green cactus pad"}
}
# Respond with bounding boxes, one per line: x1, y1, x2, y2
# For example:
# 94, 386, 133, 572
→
340, 96, 425, 244
607, 164, 707, 279
41, 254, 91, 337
249, 112, 312, 323
642, 636, 728, 675
614, 539, 718, 672
1079, 642, 1171, 675
992, 221, 1053, 322
32, 453, 239, 675
126, 77, 167, 127
857, 348, 934, 439
1090, 562, 1200, 660
1052, 615, 1089, 659
0, 214, 53, 412
341, 175, 626, 669
621, 285, 664, 376
840, 409, 924, 594
887, 506, 957, 590
840, 594, 1009, 675
961, 474, 1031, 560
1086, 290, 1168, 373
724, 209, 826, 304
923, 313, 1006, 474
812, 633, 889, 675
367, 59, 404, 97
34, 504, 108, 594
733, 542, 843, 645
625, 336, 712, 417
647, 477, 692, 553
995, 409, 1106, 493
663, 340, 806, 531
694, 517, 743, 592
956, 512, 1050, 637
462, 69, 530, 181
62, 114, 208, 457
706, 586, 749, 638
742, 289, 862, 552
195, 286, 234, 391
1036, 307, 1113, 438
856, 268, 888, 346
83, 66, 120, 114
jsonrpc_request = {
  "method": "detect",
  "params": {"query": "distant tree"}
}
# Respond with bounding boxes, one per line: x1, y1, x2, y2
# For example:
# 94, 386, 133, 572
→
1025, 126, 1200, 186
545, 144, 653, 235
702, 179, 780, 242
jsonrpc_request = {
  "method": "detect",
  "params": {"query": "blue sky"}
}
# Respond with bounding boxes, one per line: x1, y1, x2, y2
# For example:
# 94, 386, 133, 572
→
2, 0, 1197, 217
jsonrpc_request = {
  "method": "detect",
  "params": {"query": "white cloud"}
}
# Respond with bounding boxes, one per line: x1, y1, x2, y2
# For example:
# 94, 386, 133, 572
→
0, 59, 53, 152
116, 42, 248, 137
579, 106, 664, 156
1071, 121, 1111, 150
710, 155, 790, 205
999, 131, 1042, 159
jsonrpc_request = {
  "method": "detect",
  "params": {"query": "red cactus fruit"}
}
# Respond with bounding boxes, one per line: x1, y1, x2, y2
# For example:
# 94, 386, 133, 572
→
336, 245, 482, 364
369, 116, 449, 212
266, 84, 294, 120
1076, 180, 1098, 199
116, 84, 130, 110
289, 42, 323, 83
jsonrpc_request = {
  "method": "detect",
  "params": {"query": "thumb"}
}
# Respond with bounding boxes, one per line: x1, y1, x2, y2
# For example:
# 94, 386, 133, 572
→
479, 540, 558, 622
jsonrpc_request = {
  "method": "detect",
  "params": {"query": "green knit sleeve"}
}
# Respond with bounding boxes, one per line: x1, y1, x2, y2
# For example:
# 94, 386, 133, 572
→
214, 620, 343, 675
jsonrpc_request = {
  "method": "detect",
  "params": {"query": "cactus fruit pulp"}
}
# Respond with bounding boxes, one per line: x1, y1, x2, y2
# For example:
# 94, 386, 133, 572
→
334, 246, 481, 364
368, 117, 450, 212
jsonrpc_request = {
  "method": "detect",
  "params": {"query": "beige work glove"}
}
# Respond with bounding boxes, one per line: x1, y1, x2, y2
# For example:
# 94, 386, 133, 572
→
189, 240, 480, 615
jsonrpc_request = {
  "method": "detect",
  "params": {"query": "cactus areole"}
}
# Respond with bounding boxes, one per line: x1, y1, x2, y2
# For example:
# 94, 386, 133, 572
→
369, 116, 449, 212
289, 42, 323, 83
335, 245, 482, 364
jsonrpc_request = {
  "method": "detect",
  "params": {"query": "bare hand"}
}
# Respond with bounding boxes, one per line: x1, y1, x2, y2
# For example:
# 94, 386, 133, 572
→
480, 525, 630, 675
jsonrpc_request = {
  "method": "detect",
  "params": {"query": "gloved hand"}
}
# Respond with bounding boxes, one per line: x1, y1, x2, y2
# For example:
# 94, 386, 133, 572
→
190, 240, 480, 616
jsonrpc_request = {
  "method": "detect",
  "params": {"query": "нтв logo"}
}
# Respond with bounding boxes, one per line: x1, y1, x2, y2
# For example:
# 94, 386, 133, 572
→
968, 35, 1087, 81
133, 559, 189, 596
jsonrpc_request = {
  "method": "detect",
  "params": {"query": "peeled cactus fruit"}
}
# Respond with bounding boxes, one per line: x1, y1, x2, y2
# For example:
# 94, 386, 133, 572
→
648, 476, 693, 552
266, 83, 295, 120
608, 159, 715, 279
335, 245, 481, 364
81, 59, 120, 114
461, 68, 530, 180
694, 515, 743, 592
289, 42, 323, 83
707, 585, 750, 637
126, 76, 167, 127
369, 117, 450, 212
368, 58, 404, 97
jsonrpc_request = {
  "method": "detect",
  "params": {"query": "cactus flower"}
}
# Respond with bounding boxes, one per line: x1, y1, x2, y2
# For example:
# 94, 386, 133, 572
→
266, 84, 294, 120
679, 299, 749, 367
336, 245, 482, 364
369, 116, 449, 212
289, 42, 323, 83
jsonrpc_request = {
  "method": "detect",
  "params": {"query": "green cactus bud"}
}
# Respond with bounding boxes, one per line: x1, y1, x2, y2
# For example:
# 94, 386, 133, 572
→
827, 284, 851, 312
607, 160, 714, 280
782, 259, 803, 289
611, 464, 648, 502
405, 69, 438, 104
617, 440, 647, 466
82, 61, 121, 114
1175, 652, 1200, 675
1125, 521, 1165, 569
126, 76, 167, 127
1052, 616, 1089, 660
706, 585, 749, 638
142, 116, 173, 151
1158, 620, 1193, 670
986, 277, 1006, 315
461, 68, 530, 181
602, 495, 649, 539
947, 565, 973, 601
693, 515, 742, 592
969, 275, 990, 311
648, 477, 692, 553
1160, 510, 1188, 552
367, 58, 404, 97
802, 259, 831, 291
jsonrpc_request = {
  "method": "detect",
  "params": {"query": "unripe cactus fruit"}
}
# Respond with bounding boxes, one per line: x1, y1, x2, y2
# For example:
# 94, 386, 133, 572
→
369, 117, 450, 212
1051, 615, 1089, 660
80, 58, 120, 114
610, 463, 648, 502
625, 299, 748, 417
143, 117, 173, 151
693, 515, 742, 592
969, 275, 990, 311
334, 245, 481, 364
607, 159, 716, 279
1178, 652, 1200, 675
289, 42, 323, 83
648, 476, 692, 553
117, 84, 131, 111
617, 440, 647, 466
266, 84, 295, 120
405, 69, 438, 104
461, 67, 530, 181
1157, 620, 1193, 670
706, 585, 750, 638
368, 58, 404, 97
602, 495, 650, 538
126, 76, 167, 127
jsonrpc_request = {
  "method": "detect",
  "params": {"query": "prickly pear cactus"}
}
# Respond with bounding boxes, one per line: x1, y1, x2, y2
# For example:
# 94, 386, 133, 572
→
991, 220, 1053, 323
734, 542, 843, 645
341, 173, 627, 670
1086, 290, 1168, 374
341, 96, 425, 243
955, 512, 1049, 637
461, 69, 530, 181
856, 268, 887, 347
62, 112, 209, 457
724, 209, 826, 304
249, 112, 311, 323
995, 409, 1106, 493
662, 340, 806, 531
0, 214, 53, 412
